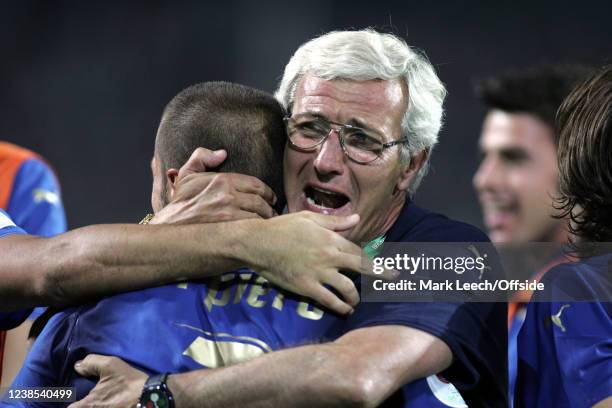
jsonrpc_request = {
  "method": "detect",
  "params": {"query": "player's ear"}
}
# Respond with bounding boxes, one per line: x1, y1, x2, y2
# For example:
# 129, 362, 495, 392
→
166, 168, 179, 199
395, 148, 429, 192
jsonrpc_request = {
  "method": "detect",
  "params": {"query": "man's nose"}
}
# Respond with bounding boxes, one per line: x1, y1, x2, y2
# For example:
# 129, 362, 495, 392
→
473, 155, 503, 192
313, 130, 346, 177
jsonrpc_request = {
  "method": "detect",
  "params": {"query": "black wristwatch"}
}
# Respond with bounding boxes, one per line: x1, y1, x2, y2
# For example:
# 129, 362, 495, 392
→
137, 373, 175, 408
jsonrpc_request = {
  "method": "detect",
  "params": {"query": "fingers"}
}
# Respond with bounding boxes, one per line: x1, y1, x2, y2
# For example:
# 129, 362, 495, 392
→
308, 212, 360, 232
307, 284, 354, 316
221, 210, 263, 221
171, 172, 277, 219
67, 397, 85, 408
336, 253, 399, 280
177, 148, 227, 180
334, 237, 363, 258
202, 173, 276, 206
73, 354, 107, 378
235, 192, 275, 218
373, 265, 400, 280
233, 175, 277, 206
336, 253, 367, 275
359, 258, 399, 280
323, 273, 360, 307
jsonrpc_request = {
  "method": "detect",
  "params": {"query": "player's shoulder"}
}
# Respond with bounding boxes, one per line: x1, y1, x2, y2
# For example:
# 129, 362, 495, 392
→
83, 282, 206, 318
387, 200, 490, 243
12, 155, 58, 192
0, 141, 58, 205
541, 252, 612, 302
0, 141, 39, 161
0, 141, 55, 177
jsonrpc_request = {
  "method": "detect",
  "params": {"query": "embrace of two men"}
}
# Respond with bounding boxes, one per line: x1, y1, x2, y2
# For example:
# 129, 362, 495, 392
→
3, 29, 507, 408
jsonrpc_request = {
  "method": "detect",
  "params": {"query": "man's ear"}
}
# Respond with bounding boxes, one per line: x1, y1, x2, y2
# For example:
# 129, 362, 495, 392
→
396, 149, 429, 192
166, 168, 179, 199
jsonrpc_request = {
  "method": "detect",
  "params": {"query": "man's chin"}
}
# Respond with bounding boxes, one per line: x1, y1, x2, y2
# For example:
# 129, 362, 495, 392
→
489, 229, 515, 244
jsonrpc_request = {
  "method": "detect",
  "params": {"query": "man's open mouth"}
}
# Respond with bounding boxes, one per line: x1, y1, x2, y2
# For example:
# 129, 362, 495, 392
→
482, 201, 519, 228
305, 186, 350, 210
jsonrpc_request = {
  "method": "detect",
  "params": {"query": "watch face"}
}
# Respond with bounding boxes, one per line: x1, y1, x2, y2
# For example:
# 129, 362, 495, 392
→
142, 390, 171, 408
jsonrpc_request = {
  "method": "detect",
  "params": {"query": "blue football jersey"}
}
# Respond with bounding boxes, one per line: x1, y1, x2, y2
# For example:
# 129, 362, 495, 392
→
6, 270, 466, 408
516, 254, 612, 407
6, 201, 502, 407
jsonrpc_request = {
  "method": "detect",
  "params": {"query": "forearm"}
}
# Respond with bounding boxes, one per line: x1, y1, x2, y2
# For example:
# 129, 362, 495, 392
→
1, 220, 261, 311
168, 344, 370, 408
167, 326, 451, 408
69, 326, 452, 408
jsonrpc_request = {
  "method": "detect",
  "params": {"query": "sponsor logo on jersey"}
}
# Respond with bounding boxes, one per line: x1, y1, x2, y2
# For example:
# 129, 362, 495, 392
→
551, 304, 571, 332
32, 188, 60, 205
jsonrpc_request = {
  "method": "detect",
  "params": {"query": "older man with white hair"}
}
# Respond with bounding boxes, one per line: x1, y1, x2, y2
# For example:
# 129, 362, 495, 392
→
17, 30, 507, 407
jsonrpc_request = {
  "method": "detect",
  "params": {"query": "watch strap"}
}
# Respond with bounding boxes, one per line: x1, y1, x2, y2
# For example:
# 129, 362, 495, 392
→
138, 373, 175, 408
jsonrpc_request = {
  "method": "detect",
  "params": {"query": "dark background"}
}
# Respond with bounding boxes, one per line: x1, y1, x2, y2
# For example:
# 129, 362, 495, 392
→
1, 0, 610, 229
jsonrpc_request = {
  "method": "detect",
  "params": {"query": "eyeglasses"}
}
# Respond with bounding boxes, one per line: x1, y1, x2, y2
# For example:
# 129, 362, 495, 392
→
284, 115, 408, 164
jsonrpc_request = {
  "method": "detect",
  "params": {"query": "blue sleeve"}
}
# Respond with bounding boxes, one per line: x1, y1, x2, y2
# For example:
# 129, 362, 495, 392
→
7, 158, 66, 237
556, 301, 612, 407
3, 311, 77, 407
546, 263, 612, 407
0, 210, 30, 329
517, 261, 612, 407
0, 310, 31, 331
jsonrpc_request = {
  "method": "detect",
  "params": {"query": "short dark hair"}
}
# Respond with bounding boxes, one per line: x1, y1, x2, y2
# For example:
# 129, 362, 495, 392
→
475, 65, 593, 142
155, 81, 286, 209
556, 66, 612, 243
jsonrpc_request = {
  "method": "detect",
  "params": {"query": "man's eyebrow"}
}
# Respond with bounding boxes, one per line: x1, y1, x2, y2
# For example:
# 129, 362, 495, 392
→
295, 112, 383, 135
293, 112, 328, 121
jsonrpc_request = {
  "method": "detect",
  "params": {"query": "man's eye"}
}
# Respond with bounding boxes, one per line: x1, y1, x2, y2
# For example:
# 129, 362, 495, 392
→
296, 121, 328, 138
346, 131, 382, 150
500, 149, 529, 164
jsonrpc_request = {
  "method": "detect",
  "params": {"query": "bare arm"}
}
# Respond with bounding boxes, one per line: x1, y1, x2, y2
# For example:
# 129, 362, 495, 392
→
71, 326, 452, 408
2, 211, 381, 314
1, 222, 246, 312
169, 326, 452, 408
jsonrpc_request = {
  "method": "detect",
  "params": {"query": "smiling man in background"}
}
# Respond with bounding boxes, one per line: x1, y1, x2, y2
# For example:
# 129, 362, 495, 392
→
473, 64, 592, 402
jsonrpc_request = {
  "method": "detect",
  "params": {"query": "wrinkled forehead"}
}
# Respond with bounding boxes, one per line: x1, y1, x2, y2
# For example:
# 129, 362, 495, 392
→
292, 74, 407, 136
297, 74, 406, 104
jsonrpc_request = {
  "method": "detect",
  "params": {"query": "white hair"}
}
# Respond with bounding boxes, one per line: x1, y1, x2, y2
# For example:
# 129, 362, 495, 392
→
275, 29, 447, 193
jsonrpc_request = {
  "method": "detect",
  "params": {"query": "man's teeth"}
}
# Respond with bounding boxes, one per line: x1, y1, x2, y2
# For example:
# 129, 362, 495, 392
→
305, 185, 349, 210
307, 196, 332, 209
484, 202, 514, 211
312, 186, 340, 196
